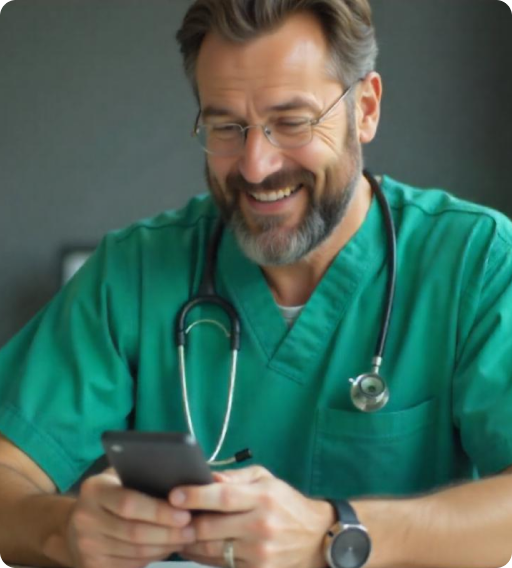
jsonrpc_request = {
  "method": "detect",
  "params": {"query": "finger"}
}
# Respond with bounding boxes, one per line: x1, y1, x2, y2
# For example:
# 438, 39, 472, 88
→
98, 534, 179, 560
192, 511, 253, 542
89, 476, 191, 527
181, 540, 248, 568
216, 466, 274, 484
212, 471, 228, 483
181, 552, 226, 567
85, 503, 197, 547
182, 540, 227, 560
170, 479, 261, 512
183, 537, 270, 568
102, 488, 187, 526
90, 556, 171, 568
102, 466, 120, 479
108, 518, 196, 547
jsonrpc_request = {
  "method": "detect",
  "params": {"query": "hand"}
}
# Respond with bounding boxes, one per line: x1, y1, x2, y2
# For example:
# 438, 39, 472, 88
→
66, 468, 196, 568
171, 466, 335, 568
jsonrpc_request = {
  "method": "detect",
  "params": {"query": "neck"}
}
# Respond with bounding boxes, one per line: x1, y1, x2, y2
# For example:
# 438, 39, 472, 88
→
261, 174, 373, 307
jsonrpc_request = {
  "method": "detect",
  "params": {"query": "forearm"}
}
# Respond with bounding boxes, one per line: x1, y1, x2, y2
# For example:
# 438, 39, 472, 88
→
0, 464, 76, 567
353, 473, 512, 568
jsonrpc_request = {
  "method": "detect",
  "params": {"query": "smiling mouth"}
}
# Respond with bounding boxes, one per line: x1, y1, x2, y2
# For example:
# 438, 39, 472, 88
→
247, 184, 303, 203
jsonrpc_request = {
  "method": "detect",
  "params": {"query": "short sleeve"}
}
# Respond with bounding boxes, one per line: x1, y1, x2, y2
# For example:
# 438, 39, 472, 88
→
453, 219, 512, 477
0, 235, 137, 492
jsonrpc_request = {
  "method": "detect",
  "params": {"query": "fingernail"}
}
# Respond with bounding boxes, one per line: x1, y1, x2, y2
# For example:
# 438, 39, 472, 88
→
172, 510, 190, 525
171, 490, 186, 505
182, 527, 196, 542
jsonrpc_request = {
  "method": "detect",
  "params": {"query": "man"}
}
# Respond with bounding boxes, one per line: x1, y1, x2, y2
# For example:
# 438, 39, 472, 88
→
0, 1, 512, 567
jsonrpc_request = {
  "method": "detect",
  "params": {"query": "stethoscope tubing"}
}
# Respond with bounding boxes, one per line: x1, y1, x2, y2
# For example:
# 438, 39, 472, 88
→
366, 171, 397, 360
176, 294, 241, 351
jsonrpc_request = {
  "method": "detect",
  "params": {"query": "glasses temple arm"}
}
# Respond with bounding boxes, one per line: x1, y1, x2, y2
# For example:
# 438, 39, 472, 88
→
314, 84, 354, 126
192, 110, 201, 135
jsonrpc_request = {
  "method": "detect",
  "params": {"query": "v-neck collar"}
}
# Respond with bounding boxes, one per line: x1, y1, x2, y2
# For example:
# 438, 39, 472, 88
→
217, 181, 387, 384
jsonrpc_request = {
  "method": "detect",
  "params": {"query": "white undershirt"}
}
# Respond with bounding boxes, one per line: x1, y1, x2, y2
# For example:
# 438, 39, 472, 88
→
276, 303, 305, 328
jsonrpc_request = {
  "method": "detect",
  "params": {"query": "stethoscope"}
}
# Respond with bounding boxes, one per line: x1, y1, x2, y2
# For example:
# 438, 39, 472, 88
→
175, 170, 397, 465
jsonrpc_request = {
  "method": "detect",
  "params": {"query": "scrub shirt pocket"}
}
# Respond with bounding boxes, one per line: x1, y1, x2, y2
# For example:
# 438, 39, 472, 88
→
311, 398, 439, 499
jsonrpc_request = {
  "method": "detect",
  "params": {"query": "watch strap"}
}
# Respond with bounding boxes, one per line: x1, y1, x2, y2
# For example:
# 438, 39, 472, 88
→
328, 499, 359, 526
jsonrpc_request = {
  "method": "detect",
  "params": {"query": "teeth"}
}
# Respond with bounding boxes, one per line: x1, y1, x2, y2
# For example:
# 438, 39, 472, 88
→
250, 185, 299, 203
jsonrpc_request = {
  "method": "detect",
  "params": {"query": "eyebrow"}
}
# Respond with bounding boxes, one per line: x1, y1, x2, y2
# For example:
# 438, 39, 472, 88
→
201, 97, 321, 121
266, 97, 321, 114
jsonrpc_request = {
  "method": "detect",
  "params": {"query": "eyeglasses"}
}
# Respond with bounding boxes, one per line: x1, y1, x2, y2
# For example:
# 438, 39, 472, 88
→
192, 83, 355, 157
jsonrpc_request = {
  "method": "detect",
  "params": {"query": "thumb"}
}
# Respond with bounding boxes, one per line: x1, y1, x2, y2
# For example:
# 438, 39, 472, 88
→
215, 465, 274, 484
101, 466, 121, 483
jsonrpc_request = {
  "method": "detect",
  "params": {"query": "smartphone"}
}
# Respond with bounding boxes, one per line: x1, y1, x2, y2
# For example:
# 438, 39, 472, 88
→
102, 431, 213, 499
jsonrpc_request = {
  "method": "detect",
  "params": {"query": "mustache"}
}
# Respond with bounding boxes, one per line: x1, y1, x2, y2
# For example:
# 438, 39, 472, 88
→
225, 169, 316, 194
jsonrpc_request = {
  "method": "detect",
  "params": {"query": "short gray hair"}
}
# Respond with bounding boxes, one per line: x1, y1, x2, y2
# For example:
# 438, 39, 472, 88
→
176, 0, 378, 98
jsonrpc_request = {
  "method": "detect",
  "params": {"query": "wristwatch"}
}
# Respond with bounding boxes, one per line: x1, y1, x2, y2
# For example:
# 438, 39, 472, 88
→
324, 500, 372, 568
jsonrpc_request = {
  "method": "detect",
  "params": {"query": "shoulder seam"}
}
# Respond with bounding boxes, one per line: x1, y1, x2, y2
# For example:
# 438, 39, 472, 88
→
112, 213, 218, 245
389, 199, 501, 222
391, 199, 512, 247
389, 200, 512, 245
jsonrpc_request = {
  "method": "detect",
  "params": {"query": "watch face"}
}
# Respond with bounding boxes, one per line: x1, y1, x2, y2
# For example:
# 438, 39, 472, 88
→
332, 527, 371, 568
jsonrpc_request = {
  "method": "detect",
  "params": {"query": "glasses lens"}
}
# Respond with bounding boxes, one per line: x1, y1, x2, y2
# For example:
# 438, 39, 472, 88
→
269, 119, 312, 149
196, 124, 243, 156
195, 120, 313, 154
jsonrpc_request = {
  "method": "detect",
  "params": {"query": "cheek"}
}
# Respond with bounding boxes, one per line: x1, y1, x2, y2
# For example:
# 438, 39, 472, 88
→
312, 128, 344, 157
290, 136, 342, 183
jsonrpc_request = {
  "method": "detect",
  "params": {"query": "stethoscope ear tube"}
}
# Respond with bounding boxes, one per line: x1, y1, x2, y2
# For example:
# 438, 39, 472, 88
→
176, 219, 241, 351
176, 295, 241, 351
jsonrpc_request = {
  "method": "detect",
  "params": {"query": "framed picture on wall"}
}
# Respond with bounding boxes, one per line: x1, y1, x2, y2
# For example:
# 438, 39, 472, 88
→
60, 246, 96, 285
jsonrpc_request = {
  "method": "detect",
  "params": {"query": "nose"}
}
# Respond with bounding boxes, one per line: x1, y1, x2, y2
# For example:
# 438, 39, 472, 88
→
238, 125, 284, 185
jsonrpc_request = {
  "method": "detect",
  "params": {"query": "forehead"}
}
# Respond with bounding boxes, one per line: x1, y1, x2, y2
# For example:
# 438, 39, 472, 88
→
196, 12, 333, 107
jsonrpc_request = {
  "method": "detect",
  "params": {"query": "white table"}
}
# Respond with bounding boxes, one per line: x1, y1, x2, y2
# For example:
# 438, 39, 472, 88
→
10, 563, 213, 568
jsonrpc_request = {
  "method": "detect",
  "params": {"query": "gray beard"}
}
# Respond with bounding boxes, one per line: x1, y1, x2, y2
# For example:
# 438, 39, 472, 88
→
229, 173, 359, 266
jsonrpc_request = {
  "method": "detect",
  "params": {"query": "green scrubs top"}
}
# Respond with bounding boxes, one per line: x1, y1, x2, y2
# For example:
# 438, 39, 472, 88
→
1, 175, 512, 498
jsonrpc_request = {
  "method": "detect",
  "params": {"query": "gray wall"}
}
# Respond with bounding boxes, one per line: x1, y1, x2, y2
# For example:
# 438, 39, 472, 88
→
0, 0, 511, 347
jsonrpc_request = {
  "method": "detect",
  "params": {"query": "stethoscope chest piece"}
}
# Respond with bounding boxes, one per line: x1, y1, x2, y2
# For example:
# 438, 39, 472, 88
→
349, 371, 389, 412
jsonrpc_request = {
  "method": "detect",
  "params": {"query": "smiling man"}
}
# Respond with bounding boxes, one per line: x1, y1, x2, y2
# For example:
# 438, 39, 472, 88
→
0, 1, 512, 568
198, 11, 367, 278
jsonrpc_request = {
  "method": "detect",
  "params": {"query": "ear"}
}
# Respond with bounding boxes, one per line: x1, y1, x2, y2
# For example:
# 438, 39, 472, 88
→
355, 72, 382, 144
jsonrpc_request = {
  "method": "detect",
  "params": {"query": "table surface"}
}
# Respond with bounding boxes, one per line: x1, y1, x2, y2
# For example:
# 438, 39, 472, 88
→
11, 563, 212, 568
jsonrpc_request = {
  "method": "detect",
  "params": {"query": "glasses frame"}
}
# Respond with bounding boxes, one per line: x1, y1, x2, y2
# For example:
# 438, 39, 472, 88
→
192, 82, 356, 156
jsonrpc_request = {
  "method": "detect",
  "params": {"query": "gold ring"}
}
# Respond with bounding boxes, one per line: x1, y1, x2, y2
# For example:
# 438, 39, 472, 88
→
223, 539, 236, 568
